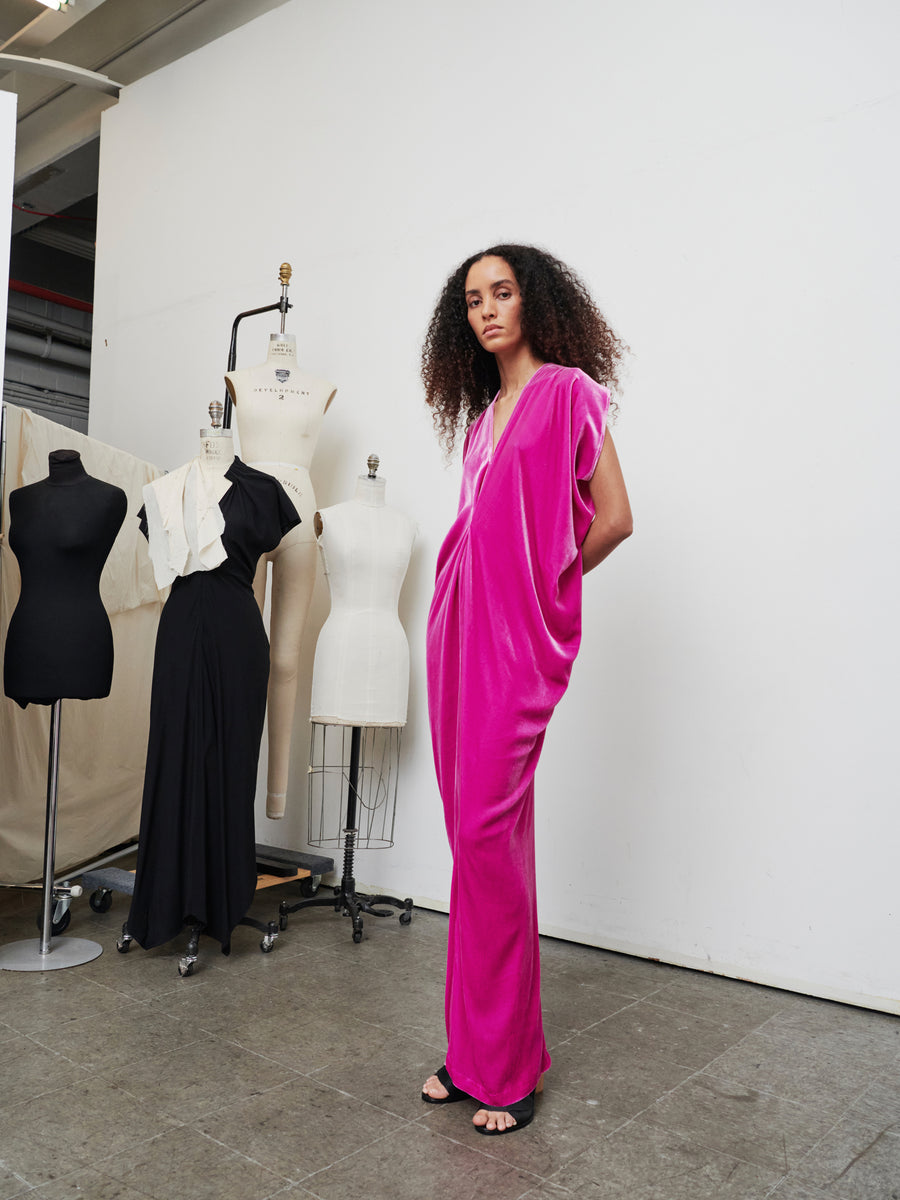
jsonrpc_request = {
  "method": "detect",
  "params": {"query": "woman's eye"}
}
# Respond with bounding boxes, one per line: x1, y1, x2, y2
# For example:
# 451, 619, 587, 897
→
468, 299, 480, 308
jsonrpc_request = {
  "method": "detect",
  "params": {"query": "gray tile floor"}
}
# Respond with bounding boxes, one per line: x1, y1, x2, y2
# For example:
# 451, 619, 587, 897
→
0, 878, 898, 1199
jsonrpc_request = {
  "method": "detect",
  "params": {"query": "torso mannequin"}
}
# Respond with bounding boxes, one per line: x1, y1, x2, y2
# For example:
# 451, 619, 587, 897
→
225, 334, 334, 471
3, 450, 127, 707
224, 333, 336, 818
311, 469, 416, 726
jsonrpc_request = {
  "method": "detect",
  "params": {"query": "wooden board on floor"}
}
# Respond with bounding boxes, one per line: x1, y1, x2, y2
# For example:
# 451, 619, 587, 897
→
255, 868, 311, 890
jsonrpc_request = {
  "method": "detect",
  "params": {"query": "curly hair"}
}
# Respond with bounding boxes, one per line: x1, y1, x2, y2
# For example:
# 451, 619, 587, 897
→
421, 243, 627, 454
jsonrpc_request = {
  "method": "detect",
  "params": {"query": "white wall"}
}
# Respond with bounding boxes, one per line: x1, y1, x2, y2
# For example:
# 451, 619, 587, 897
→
89, 0, 900, 1012
0, 91, 15, 378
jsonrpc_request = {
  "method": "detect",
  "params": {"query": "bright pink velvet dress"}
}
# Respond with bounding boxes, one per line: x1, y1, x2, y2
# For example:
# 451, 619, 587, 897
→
427, 363, 609, 1107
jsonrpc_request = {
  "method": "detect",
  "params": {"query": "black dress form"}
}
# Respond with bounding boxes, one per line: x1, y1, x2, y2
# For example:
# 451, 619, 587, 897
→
3, 451, 128, 707
127, 458, 300, 953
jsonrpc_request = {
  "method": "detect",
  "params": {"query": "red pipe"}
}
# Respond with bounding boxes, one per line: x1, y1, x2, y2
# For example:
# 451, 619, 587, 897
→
9, 279, 93, 314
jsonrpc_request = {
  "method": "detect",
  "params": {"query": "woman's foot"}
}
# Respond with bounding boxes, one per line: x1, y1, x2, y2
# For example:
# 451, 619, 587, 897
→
472, 1075, 543, 1135
421, 1064, 470, 1104
473, 1093, 535, 1134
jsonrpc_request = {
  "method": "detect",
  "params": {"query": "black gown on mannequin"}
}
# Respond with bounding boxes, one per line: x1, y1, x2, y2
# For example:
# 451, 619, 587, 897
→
127, 457, 300, 953
3, 450, 127, 707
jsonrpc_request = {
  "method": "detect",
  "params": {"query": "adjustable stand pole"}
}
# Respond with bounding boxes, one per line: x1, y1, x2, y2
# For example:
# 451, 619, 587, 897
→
0, 701, 103, 971
38, 698, 64, 954
340, 726, 363, 940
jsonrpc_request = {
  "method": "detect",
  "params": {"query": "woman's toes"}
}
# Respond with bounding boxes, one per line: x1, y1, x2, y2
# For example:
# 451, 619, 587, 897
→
473, 1108, 515, 1131
423, 1075, 449, 1100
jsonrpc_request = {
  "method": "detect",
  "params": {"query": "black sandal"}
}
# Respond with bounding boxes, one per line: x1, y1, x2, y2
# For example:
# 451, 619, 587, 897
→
421, 1064, 471, 1105
474, 1089, 536, 1135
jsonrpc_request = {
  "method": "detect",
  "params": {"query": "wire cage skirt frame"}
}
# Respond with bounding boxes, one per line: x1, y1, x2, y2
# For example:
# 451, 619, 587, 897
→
309, 723, 400, 849
279, 723, 413, 943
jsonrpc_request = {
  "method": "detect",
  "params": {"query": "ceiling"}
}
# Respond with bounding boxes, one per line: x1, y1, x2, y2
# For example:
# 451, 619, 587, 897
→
0, 0, 289, 298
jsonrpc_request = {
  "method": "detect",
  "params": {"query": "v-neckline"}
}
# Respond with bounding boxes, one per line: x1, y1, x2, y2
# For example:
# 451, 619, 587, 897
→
490, 364, 548, 457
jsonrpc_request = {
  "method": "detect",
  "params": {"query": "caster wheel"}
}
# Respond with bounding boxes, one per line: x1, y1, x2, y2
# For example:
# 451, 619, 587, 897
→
89, 889, 113, 913
352, 928, 363, 944
178, 959, 195, 977
260, 935, 275, 953
278, 913, 288, 931
36, 906, 71, 936
116, 938, 131, 953
399, 911, 412, 926
299, 875, 320, 898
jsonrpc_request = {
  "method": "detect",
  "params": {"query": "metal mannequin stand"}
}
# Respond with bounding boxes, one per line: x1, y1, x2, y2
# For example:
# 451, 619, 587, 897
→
279, 724, 413, 943
0, 701, 102, 971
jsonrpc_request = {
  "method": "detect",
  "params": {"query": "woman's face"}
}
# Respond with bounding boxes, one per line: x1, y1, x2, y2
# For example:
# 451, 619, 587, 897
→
465, 256, 525, 355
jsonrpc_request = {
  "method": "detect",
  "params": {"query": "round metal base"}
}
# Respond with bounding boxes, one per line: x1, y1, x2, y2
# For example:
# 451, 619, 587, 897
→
0, 937, 103, 971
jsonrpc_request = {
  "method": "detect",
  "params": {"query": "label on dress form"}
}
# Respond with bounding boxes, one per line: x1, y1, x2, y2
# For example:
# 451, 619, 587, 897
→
200, 440, 233, 466
277, 475, 304, 505
251, 385, 311, 396
247, 462, 311, 515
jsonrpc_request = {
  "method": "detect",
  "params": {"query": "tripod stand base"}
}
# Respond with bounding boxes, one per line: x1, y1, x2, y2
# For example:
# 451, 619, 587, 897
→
0, 936, 103, 971
280, 883, 413, 944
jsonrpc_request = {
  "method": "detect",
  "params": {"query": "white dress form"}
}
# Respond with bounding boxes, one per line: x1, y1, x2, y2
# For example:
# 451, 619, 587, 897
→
225, 334, 336, 818
311, 472, 416, 727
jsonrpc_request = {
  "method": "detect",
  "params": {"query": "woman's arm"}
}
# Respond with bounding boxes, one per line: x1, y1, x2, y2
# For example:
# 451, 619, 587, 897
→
581, 431, 633, 574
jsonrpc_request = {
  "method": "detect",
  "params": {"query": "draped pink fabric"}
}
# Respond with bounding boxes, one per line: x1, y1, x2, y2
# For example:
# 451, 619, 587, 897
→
427, 363, 609, 1107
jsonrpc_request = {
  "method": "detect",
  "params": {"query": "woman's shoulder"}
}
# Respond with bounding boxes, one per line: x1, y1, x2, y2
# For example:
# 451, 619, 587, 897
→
539, 362, 596, 385
540, 364, 610, 404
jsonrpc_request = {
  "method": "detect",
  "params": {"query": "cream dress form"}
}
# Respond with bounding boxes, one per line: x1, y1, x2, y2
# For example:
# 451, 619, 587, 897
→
224, 333, 336, 817
310, 472, 416, 726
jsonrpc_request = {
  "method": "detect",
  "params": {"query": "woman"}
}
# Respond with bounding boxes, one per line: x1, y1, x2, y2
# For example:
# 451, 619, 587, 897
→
421, 244, 633, 1134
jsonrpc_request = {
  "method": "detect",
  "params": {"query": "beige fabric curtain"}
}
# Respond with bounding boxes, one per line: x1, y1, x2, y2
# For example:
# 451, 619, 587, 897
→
0, 404, 164, 885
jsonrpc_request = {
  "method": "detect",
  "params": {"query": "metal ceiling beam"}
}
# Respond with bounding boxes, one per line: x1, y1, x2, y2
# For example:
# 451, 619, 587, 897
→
0, 53, 121, 95
0, 0, 106, 55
